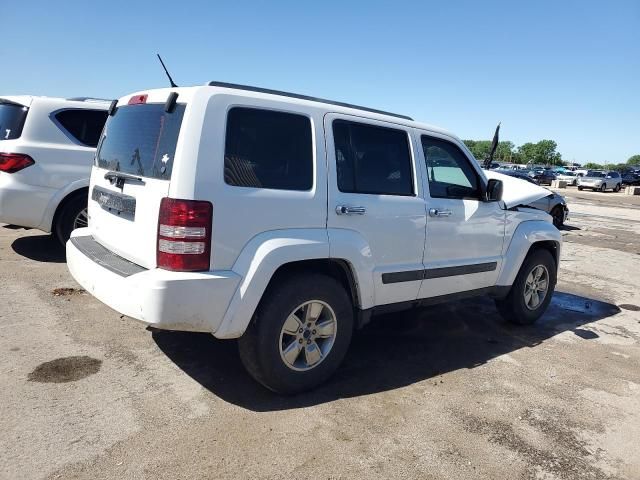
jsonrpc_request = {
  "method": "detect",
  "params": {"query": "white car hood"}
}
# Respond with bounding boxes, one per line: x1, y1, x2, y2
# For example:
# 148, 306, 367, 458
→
484, 170, 551, 209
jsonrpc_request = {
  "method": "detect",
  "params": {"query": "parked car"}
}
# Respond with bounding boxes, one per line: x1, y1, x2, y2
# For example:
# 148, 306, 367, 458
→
529, 169, 556, 185
621, 173, 640, 186
66, 83, 560, 393
555, 171, 578, 186
0, 96, 110, 243
494, 170, 568, 227
577, 170, 622, 192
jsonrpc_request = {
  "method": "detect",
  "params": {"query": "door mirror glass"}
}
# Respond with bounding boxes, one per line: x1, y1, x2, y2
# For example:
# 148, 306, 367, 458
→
485, 179, 503, 202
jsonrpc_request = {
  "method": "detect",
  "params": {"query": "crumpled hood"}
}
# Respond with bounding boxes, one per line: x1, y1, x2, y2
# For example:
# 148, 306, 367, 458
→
484, 170, 552, 209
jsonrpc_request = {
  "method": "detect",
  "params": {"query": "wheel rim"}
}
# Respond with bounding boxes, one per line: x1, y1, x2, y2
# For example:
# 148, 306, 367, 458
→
279, 300, 337, 372
73, 208, 88, 229
524, 265, 549, 311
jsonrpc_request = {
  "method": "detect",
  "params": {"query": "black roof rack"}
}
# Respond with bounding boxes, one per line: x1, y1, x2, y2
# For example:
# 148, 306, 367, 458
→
206, 81, 413, 121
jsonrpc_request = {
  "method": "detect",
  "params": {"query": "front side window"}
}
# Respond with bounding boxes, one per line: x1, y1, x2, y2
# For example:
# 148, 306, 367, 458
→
55, 109, 109, 147
421, 136, 480, 199
224, 107, 313, 191
333, 120, 413, 195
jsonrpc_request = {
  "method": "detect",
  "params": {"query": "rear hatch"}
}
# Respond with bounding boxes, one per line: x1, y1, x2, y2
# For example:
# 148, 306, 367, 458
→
88, 98, 186, 269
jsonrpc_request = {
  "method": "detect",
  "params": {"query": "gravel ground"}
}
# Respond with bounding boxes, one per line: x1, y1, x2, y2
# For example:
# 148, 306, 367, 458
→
1, 188, 639, 480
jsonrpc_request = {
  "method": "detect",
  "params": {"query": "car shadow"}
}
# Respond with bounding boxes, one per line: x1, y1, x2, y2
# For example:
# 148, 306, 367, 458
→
559, 224, 581, 231
11, 234, 66, 263
151, 291, 620, 412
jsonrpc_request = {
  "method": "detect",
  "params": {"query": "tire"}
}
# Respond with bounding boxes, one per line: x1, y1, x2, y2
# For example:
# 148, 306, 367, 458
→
600, 183, 606, 192
577, 186, 583, 191
614, 183, 621, 192
550, 205, 564, 228
54, 193, 88, 245
495, 248, 556, 325
238, 273, 354, 394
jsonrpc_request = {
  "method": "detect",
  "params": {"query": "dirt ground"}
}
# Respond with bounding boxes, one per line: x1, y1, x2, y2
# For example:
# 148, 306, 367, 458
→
1, 187, 639, 480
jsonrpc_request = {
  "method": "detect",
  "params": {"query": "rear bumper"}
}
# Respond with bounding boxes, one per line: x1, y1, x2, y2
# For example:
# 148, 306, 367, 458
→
0, 173, 55, 230
66, 229, 241, 333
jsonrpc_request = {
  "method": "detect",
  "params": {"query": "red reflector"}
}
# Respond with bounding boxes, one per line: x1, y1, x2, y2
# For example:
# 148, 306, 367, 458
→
157, 198, 213, 272
128, 94, 148, 105
0, 153, 35, 173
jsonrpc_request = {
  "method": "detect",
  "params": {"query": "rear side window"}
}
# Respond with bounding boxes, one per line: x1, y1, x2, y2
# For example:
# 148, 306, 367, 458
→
96, 103, 186, 179
333, 120, 413, 195
0, 102, 29, 140
54, 109, 109, 147
422, 136, 480, 199
224, 107, 313, 190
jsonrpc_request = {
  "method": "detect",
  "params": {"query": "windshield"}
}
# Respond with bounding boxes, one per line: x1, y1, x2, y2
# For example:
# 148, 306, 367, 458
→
586, 171, 605, 178
96, 103, 186, 179
0, 102, 29, 140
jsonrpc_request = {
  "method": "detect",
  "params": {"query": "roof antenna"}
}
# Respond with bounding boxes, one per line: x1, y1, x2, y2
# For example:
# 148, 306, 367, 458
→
156, 54, 178, 88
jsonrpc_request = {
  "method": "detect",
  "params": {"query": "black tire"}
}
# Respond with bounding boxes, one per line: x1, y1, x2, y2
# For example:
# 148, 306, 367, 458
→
600, 183, 606, 192
54, 193, 88, 245
238, 273, 354, 394
495, 248, 557, 325
577, 186, 583, 191
550, 205, 564, 228
614, 183, 621, 192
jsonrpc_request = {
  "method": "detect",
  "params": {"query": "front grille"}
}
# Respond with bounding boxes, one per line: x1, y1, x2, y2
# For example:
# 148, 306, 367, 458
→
71, 236, 147, 277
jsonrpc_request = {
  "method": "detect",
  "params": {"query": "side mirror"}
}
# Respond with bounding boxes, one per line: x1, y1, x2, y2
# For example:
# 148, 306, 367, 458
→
485, 179, 503, 202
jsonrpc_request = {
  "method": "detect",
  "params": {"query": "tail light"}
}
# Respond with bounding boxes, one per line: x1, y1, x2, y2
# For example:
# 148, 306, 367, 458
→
0, 153, 35, 173
157, 198, 213, 272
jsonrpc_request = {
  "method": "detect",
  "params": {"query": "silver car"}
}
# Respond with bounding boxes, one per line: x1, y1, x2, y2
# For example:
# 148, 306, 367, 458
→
495, 170, 569, 227
577, 170, 622, 192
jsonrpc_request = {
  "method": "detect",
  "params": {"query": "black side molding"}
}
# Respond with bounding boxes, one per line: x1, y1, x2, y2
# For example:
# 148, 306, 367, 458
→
382, 262, 498, 284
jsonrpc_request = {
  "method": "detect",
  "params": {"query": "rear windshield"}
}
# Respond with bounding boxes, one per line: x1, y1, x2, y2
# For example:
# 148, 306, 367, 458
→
586, 171, 605, 177
0, 102, 29, 140
95, 103, 186, 179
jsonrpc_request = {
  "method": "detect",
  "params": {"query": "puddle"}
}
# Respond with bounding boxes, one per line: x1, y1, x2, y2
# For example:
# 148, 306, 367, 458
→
52, 287, 85, 296
28, 356, 101, 383
619, 304, 640, 312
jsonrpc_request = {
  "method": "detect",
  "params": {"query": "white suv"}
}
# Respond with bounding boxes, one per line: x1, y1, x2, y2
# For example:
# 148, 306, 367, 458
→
66, 84, 561, 393
0, 96, 110, 243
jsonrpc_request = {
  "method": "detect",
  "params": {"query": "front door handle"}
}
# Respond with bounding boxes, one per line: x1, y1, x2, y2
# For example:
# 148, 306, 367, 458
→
336, 205, 366, 215
429, 208, 453, 217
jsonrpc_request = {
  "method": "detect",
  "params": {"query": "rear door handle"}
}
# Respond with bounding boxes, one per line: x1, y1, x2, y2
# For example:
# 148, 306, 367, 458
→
429, 208, 453, 217
336, 205, 366, 215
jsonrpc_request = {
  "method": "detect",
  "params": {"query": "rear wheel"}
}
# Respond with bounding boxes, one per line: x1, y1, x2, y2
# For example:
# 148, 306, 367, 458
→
54, 193, 88, 245
238, 273, 354, 394
495, 248, 556, 325
614, 183, 621, 192
600, 183, 606, 192
577, 186, 583, 191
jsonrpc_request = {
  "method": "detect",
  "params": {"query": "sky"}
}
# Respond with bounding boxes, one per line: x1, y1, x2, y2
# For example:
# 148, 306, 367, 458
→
3, 0, 638, 165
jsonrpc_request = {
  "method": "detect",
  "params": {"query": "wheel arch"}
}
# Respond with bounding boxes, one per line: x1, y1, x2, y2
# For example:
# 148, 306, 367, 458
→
50, 186, 89, 233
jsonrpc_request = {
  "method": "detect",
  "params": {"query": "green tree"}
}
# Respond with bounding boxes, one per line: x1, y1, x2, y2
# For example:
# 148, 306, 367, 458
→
583, 162, 603, 169
627, 155, 640, 165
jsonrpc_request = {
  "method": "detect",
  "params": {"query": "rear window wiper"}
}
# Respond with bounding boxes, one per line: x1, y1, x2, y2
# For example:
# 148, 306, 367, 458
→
104, 171, 145, 186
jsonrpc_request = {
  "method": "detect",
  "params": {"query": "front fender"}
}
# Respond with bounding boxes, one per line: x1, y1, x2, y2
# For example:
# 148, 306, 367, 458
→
496, 219, 562, 287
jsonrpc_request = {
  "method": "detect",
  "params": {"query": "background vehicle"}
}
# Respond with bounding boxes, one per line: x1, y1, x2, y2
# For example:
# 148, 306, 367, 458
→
555, 171, 578, 185
577, 170, 622, 192
494, 169, 568, 227
66, 84, 561, 394
0, 96, 110, 243
528, 168, 556, 185
621, 172, 640, 186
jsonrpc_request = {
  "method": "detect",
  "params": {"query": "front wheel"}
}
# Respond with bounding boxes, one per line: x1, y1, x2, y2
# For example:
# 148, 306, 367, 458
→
495, 248, 557, 325
238, 273, 354, 394
614, 183, 621, 192
577, 186, 583, 191
550, 206, 564, 228
600, 183, 607, 192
